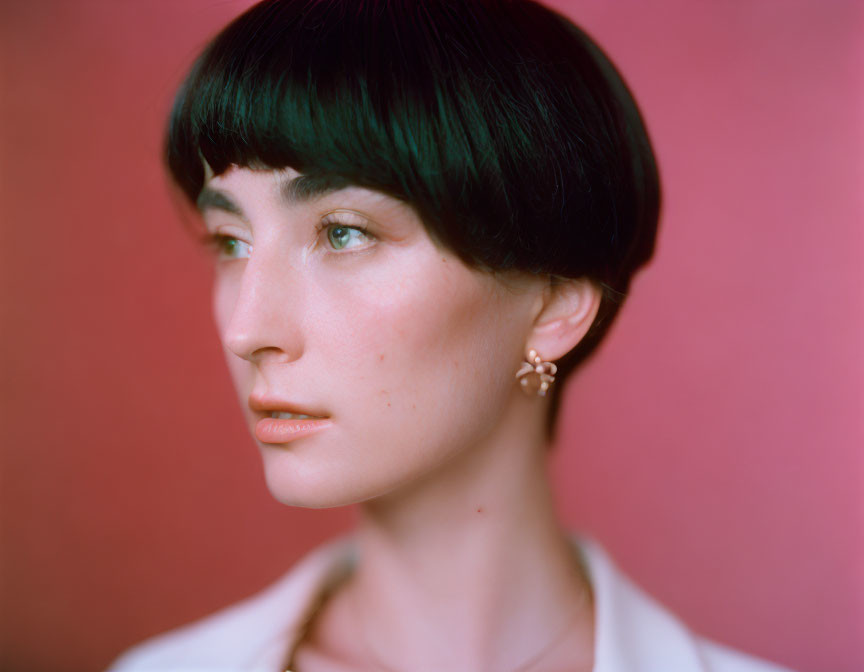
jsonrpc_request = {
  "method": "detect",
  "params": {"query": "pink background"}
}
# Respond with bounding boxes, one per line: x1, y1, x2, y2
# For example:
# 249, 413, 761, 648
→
1, 1, 861, 671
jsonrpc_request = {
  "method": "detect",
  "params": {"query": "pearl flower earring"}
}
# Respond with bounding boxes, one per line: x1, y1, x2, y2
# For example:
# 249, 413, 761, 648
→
515, 349, 557, 397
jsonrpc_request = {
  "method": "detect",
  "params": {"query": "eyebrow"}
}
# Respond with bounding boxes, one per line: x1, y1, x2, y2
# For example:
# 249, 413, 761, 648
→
196, 173, 356, 218
196, 188, 245, 218
282, 173, 354, 203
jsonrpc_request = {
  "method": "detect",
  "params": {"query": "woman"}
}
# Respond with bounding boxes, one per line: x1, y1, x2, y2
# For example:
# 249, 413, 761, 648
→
109, 0, 794, 670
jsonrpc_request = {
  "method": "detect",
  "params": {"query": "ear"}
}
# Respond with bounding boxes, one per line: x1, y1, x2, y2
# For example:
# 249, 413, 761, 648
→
525, 277, 602, 363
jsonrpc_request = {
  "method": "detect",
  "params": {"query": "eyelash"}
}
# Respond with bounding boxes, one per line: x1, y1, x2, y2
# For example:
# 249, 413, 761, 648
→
202, 222, 374, 259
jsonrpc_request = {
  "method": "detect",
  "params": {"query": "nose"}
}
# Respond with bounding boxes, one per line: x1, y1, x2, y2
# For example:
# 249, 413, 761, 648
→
218, 246, 305, 365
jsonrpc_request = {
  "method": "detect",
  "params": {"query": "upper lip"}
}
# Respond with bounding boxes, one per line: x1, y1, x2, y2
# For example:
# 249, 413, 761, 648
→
248, 395, 330, 418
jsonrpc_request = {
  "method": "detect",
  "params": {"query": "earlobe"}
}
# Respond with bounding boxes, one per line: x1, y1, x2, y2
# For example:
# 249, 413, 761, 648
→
525, 277, 602, 364
516, 349, 558, 397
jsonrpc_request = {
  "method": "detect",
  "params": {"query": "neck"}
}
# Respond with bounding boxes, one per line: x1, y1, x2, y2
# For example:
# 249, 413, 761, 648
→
344, 393, 595, 672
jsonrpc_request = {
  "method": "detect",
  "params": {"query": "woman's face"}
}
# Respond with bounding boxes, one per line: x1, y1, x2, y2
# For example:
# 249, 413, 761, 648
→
201, 166, 543, 508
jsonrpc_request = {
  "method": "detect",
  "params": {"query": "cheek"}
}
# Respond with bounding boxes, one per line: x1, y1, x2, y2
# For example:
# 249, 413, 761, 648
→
314, 254, 517, 440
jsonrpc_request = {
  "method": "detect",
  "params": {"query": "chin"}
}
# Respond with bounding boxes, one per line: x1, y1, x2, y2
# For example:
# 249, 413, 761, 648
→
261, 468, 353, 510
265, 487, 354, 510
258, 452, 376, 509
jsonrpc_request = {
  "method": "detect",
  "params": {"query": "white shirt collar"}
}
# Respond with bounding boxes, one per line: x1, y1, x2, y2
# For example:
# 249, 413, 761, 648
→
109, 532, 787, 671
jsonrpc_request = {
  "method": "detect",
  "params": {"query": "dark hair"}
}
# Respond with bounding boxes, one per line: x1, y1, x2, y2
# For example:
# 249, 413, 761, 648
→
165, 0, 661, 442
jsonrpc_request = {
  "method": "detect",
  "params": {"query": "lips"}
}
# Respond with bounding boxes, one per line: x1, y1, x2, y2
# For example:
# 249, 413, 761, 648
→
248, 394, 332, 444
248, 394, 330, 419
254, 416, 332, 444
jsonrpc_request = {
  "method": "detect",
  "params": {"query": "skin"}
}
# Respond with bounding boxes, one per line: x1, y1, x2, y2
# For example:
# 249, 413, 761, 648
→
200, 165, 602, 672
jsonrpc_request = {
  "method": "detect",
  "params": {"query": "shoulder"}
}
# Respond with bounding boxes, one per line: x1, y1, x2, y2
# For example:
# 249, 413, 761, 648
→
105, 536, 356, 672
697, 638, 796, 672
105, 599, 273, 672
572, 535, 797, 672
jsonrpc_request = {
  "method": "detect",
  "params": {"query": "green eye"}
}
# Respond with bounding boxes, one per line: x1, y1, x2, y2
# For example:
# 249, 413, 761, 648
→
205, 234, 251, 260
326, 225, 370, 250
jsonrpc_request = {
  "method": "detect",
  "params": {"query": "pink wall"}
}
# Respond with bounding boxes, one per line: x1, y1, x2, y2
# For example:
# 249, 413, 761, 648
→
1, 2, 861, 671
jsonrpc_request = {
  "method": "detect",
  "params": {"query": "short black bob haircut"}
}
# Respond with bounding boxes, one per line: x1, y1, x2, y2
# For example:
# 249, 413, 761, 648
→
166, 0, 661, 442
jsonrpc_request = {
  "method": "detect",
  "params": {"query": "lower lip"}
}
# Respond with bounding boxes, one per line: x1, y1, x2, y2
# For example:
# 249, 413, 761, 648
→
254, 417, 333, 444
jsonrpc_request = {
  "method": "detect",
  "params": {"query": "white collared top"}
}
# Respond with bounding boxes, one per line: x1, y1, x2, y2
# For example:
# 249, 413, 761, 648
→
107, 533, 795, 672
